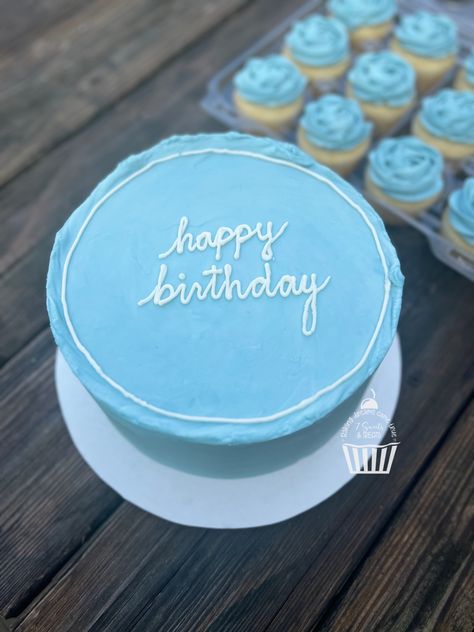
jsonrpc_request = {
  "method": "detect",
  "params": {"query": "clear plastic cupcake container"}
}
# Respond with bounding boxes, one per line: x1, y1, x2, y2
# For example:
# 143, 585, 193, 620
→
201, 0, 474, 282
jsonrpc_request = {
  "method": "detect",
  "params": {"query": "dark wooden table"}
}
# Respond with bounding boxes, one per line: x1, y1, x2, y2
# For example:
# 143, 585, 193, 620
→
1, 1, 473, 630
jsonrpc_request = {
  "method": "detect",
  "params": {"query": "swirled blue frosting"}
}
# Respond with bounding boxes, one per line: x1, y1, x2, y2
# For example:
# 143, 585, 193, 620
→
419, 89, 474, 144
395, 11, 458, 59
448, 178, 474, 246
285, 15, 349, 67
328, 0, 396, 30
368, 136, 443, 202
234, 55, 306, 106
300, 95, 372, 150
348, 51, 415, 107
463, 50, 474, 85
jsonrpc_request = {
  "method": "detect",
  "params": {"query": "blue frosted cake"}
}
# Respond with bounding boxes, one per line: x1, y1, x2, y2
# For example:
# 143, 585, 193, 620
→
47, 133, 403, 445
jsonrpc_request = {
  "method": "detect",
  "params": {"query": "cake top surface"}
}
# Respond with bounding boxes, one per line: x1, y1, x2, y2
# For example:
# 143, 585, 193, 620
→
285, 15, 349, 67
47, 133, 403, 444
348, 51, 416, 107
300, 94, 372, 150
233, 55, 306, 107
449, 178, 474, 246
394, 11, 458, 59
419, 89, 474, 144
328, 0, 396, 30
367, 136, 444, 202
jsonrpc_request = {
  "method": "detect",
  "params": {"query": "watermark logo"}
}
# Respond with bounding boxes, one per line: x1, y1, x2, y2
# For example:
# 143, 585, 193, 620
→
340, 389, 399, 475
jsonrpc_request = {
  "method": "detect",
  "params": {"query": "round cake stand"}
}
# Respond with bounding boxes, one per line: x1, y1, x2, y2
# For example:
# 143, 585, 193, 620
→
55, 336, 401, 529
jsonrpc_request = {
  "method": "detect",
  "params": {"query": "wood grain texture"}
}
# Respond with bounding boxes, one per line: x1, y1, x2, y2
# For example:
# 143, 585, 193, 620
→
0, 0, 296, 364
0, 0, 89, 52
0, 330, 121, 617
9, 231, 474, 630
316, 401, 474, 632
0, 0, 248, 187
15, 505, 205, 632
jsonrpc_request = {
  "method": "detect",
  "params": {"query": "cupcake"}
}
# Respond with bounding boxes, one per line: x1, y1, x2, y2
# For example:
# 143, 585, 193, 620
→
390, 11, 458, 93
297, 94, 372, 176
441, 178, 474, 256
283, 15, 350, 84
454, 50, 474, 93
412, 89, 474, 161
233, 55, 306, 128
364, 136, 444, 219
328, 0, 396, 48
347, 51, 416, 135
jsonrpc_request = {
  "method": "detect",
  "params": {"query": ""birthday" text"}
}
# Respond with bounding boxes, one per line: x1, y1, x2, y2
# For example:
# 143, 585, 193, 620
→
138, 216, 331, 337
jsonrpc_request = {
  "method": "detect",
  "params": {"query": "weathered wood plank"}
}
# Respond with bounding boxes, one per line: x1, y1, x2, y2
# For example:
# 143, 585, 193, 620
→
434, 551, 474, 632
10, 230, 474, 630
0, 0, 295, 363
0, 0, 248, 186
14, 505, 205, 632
0, 330, 121, 617
315, 401, 474, 632
0, 0, 89, 52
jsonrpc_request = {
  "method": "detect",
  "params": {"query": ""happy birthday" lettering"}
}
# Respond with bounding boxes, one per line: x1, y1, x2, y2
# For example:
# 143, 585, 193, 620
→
138, 216, 331, 337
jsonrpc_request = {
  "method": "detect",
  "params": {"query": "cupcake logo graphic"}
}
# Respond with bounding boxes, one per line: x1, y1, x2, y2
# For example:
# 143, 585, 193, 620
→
340, 389, 399, 474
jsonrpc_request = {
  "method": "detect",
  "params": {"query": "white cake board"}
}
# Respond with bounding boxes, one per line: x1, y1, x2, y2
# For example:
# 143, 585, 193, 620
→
55, 336, 401, 529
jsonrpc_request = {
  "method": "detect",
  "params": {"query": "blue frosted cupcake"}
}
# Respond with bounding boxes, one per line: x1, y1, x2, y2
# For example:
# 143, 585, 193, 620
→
390, 11, 458, 92
412, 89, 474, 161
283, 15, 350, 83
347, 51, 416, 134
233, 55, 306, 128
364, 136, 444, 219
442, 178, 474, 256
455, 49, 474, 93
328, 0, 396, 48
297, 94, 373, 175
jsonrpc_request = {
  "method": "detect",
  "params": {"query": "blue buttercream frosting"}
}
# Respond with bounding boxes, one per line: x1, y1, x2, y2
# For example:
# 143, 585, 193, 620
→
419, 89, 474, 144
368, 136, 444, 202
285, 15, 349, 67
395, 11, 458, 59
47, 132, 403, 445
234, 55, 306, 106
448, 178, 474, 246
463, 49, 474, 85
300, 95, 372, 150
328, 0, 396, 30
348, 51, 416, 107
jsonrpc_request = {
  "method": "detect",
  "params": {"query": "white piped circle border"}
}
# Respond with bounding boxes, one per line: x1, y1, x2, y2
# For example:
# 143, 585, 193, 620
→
61, 148, 392, 424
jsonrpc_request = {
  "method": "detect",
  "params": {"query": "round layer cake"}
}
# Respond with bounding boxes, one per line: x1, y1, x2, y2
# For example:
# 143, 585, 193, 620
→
47, 133, 403, 445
